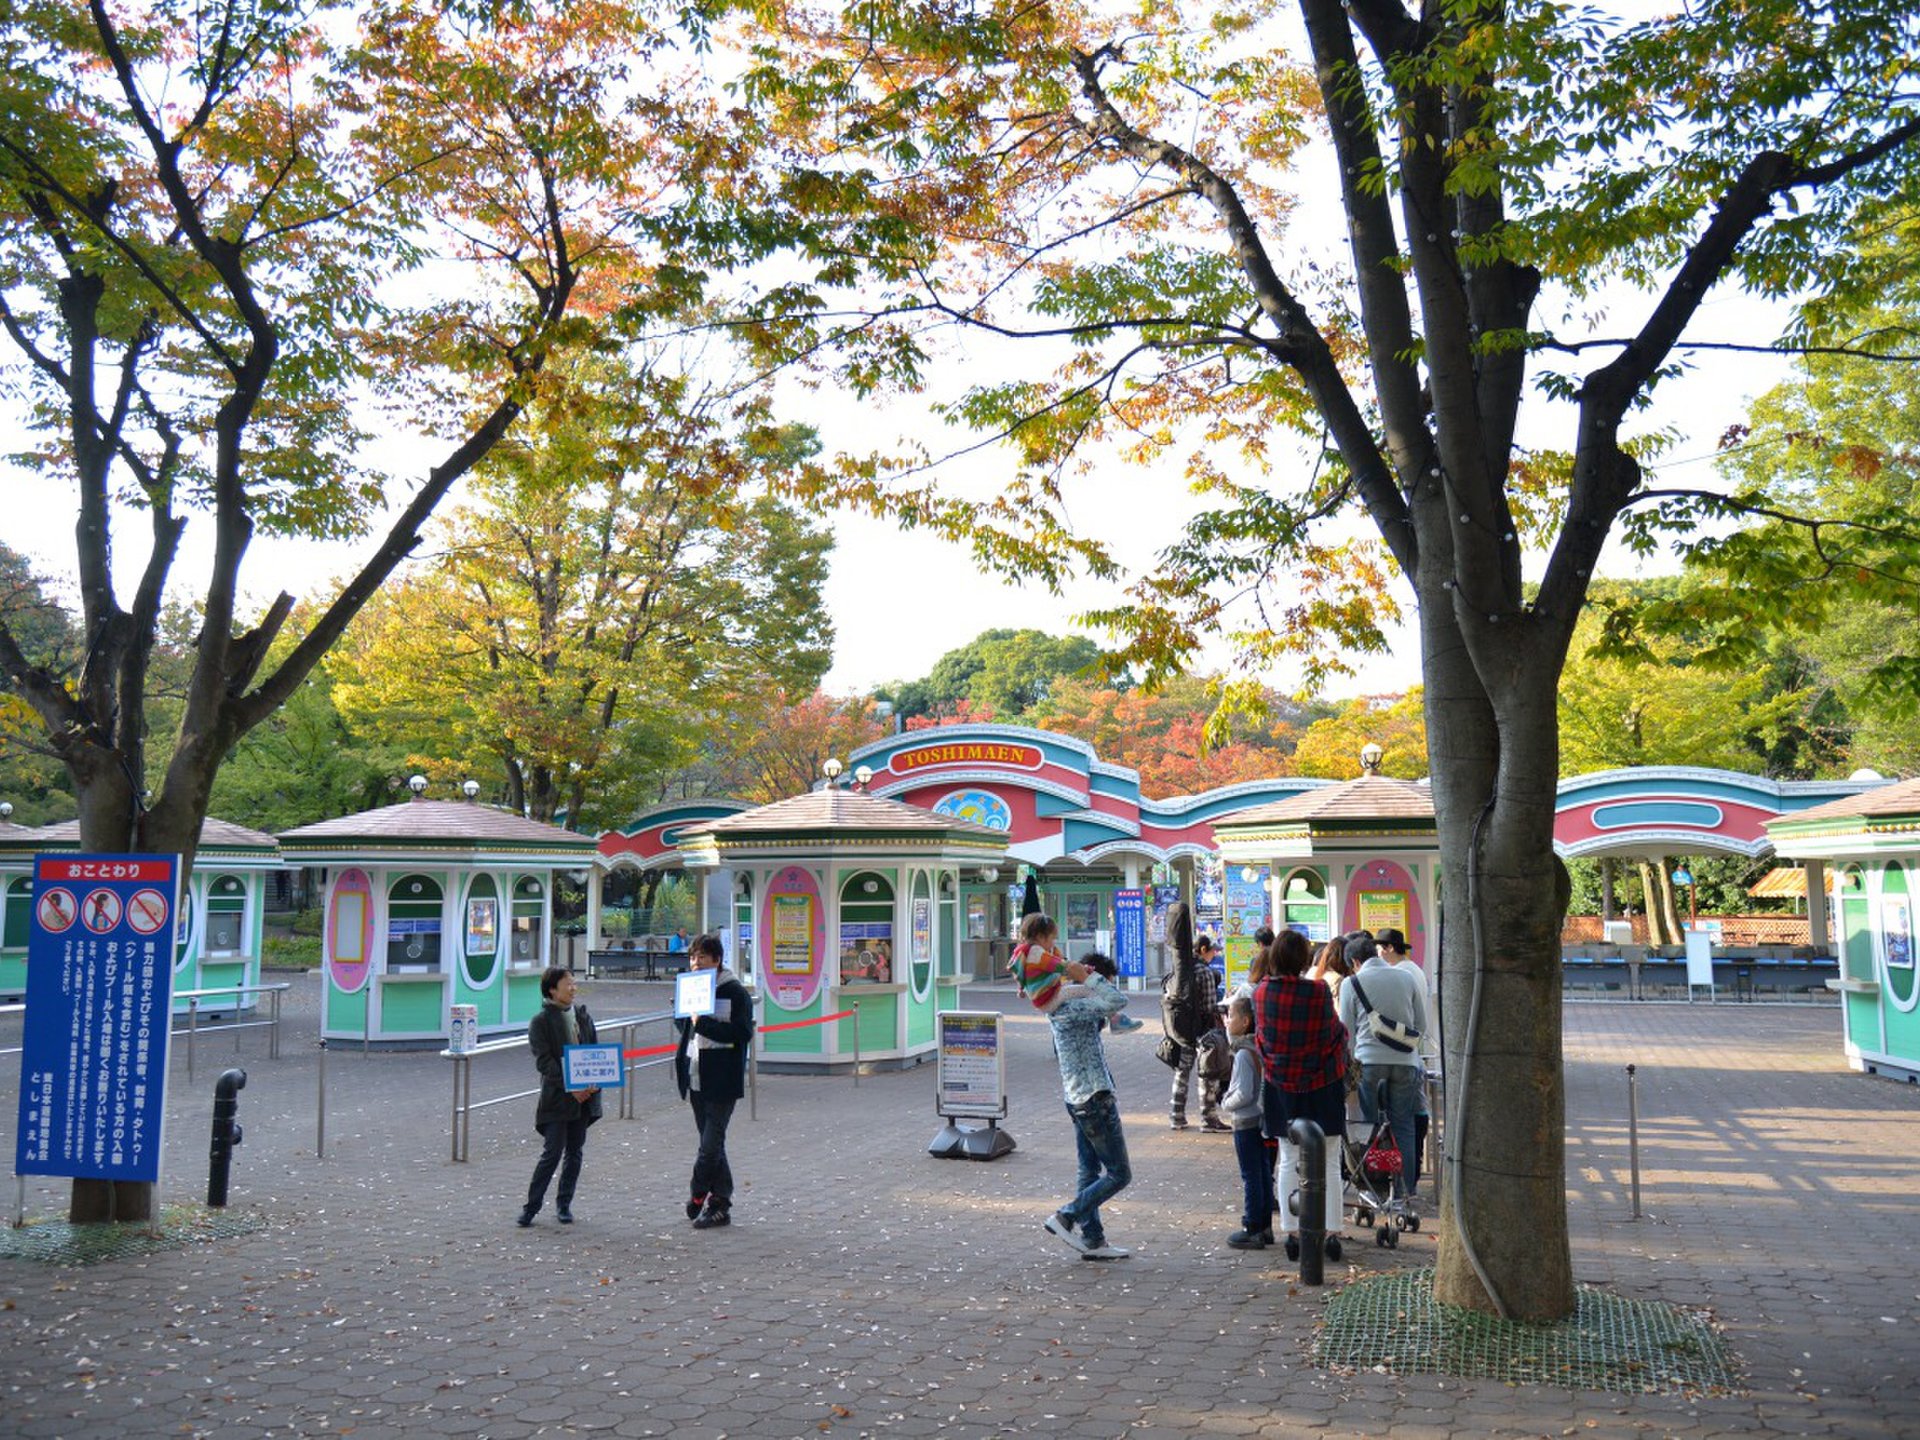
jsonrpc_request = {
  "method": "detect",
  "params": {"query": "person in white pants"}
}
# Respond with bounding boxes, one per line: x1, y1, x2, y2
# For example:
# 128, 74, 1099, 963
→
1253, 929, 1349, 1249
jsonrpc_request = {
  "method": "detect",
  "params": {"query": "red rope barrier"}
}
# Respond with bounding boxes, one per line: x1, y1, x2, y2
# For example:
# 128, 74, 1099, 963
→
624, 1008, 855, 1057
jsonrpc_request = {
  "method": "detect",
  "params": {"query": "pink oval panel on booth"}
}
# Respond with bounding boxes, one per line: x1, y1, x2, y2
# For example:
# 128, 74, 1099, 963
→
328, 867, 374, 993
1341, 859, 1428, 968
762, 865, 827, 1010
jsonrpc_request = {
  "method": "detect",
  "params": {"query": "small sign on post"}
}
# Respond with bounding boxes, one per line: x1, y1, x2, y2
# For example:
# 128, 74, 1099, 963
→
927, 1010, 1014, 1160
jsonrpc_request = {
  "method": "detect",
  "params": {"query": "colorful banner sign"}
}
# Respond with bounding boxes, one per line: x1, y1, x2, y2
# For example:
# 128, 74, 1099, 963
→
1357, 889, 1409, 938
935, 1010, 1006, 1118
1114, 889, 1146, 979
890, 741, 1043, 775
16, 853, 179, 1184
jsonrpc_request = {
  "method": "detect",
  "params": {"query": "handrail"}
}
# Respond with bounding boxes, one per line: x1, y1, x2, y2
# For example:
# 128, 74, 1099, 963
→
0, 984, 292, 1075
443, 1008, 676, 1162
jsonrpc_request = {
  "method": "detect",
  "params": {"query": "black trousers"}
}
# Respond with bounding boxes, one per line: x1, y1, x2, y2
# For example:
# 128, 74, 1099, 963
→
526, 1116, 589, 1212
689, 1091, 737, 1205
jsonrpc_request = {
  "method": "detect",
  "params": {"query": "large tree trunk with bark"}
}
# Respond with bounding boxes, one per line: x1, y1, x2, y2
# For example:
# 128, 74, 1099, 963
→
1422, 601, 1575, 1321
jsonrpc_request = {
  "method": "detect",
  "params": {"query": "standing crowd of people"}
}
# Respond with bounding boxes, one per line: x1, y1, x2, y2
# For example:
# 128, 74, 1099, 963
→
513, 909, 1427, 1265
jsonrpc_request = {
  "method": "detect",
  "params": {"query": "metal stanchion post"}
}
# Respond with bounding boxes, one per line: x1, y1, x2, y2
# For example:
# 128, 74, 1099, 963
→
853, 1007, 861, 1087
1627, 1064, 1642, 1219
187, 997, 199, 1082
749, 1028, 759, 1121
317, 1040, 327, 1160
451, 1055, 463, 1163
271, 987, 282, 1060
363, 987, 372, 1057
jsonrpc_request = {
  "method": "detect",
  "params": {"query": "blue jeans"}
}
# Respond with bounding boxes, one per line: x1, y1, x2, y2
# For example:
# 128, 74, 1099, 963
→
1232, 1127, 1275, 1234
1061, 1090, 1132, 1246
1357, 1062, 1422, 1200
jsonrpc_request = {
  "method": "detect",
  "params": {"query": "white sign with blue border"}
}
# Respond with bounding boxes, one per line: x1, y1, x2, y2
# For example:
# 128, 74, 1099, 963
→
563, 1042, 625, 1089
15, 853, 180, 1183
675, 968, 716, 1019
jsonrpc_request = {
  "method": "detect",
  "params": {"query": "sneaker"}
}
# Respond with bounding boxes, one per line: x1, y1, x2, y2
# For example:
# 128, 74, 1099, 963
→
556, 1207, 574, 1224
1169, 1118, 1190, 1131
692, 1200, 731, 1230
515, 1207, 536, 1228
1108, 1013, 1144, 1034
1081, 1241, 1131, 1261
1227, 1228, 1267, 1249
1044, 1213, 1088, 1252
1200, 1117, 1231, 1133
685, 1193, 707, 1221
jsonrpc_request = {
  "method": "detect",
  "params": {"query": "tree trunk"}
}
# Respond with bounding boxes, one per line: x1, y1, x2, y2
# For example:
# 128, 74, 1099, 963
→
1654, 860, 1684, 941
1423, 605, 1574, 1322
1635, 862, 1666, 946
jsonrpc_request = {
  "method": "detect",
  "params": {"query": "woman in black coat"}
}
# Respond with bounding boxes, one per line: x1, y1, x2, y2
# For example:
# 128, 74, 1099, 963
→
673, 933, 755, 1229
518, 966, 603, 1226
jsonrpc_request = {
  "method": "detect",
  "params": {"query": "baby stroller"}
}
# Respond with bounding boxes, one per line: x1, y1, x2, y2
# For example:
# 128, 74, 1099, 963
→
1342, 1079, 1421, 1248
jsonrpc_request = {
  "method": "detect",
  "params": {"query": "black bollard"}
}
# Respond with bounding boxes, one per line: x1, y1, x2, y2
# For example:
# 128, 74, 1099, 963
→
1288, 1118, 1326, 1286
208, 1067, 248, 1207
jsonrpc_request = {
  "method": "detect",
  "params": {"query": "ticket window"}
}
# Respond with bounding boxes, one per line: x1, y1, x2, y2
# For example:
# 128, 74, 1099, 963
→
510, 876, 544, 969
387, 873, 444, 972
204, 874, 248, 956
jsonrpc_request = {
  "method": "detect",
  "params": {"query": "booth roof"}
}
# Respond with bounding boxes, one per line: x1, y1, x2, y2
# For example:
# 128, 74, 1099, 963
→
1212, 774, 1434, 829
278, 797, 596, 852
1768, 775, 1920, 831
29, 816, 279, 853
1747, 866, 1809, 899
685, 788, 1006, 841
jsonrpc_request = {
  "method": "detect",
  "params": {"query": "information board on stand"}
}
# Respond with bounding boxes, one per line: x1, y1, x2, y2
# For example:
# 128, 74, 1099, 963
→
15, 853, 180, 1185
928, 1010, 1014, 1160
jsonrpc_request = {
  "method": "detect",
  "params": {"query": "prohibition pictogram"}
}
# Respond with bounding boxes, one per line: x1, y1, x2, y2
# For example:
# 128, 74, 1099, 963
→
127, 888, 170, 935
82, 889, 122, 934
37, 888, 77, 933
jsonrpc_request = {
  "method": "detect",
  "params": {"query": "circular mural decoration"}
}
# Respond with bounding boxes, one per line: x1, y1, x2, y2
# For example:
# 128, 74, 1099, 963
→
933, 789, 1012, 831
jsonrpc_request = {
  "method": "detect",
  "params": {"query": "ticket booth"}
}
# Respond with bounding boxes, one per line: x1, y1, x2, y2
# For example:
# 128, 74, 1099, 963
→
1767, 776, 1916, 1082
0, 804, 49, 1001
1210, 748, 1439, 1000
1, 812, 282, 1011
279, 781, 598, 1048
674, 780, 1008, 1072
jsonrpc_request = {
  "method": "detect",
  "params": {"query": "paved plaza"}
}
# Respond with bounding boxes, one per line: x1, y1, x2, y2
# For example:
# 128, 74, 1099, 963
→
1, 981, 1916, 1439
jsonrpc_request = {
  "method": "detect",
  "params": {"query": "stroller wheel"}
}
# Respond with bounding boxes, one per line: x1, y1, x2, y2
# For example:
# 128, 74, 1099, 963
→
1384, 1225, 1400, 1249
1375, 1225, 1389, 1247
1355, 1207, 1373, 1228
1325, 1235, 1343, 1262
1284, 1233, 1301, 1262
1406, 1211, 1421, 1233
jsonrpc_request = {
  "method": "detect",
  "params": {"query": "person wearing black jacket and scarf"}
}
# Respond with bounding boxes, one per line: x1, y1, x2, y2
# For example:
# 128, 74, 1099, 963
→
519, 966, 603, 1226
673, 933, 756, 1229
1160, 902, 1225, 1130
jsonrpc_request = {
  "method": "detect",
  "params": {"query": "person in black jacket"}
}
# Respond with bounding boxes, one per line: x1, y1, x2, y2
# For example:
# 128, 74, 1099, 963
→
519, 966, 603, 1226
1160, 903, 1226, 1130
674, 933, 756, 1229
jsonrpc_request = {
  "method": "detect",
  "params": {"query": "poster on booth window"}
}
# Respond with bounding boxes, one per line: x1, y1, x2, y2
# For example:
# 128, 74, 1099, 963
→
16, 853, 179, 1184
1224, 866, 1269, 991
1358, 889, 1409, 939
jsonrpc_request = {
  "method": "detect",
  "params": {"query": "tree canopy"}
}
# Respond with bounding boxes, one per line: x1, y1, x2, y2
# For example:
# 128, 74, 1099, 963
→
709, 0, 1920, 1319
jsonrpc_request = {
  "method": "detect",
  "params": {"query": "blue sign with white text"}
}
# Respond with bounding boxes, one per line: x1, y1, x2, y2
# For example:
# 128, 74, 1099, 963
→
15, 853, 179, 1183
1114, 889, 1146, 979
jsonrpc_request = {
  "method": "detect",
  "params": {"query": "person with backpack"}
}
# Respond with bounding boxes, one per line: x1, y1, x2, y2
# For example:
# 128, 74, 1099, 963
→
673, 932, 756, 1229
1335, 933, 1428, 1209
1160, 903, 1226, 1130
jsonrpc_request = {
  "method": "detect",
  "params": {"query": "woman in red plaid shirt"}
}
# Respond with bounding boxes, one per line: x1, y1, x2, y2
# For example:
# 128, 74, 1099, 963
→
1254, 929, 1349, 1252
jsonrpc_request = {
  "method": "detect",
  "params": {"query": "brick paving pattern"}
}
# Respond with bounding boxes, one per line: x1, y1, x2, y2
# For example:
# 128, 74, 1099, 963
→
0, 980, 1914, 1439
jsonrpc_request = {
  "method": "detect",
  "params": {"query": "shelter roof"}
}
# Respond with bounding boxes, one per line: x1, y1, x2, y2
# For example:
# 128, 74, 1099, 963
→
1767, 776, 1920, 830
279, 798, 596, 855
691, 788, 1006, 842
1746, 866, 1809, 899
1213, 774, 1434, 828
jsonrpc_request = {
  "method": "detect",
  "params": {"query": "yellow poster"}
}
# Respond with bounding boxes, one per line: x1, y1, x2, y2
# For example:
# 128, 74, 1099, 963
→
1357, 889, 1409, 937
771, 893, 815, 974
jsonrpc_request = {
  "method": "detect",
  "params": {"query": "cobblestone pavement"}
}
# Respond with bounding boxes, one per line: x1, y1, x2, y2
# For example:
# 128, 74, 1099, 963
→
1, 980, 1914, 1439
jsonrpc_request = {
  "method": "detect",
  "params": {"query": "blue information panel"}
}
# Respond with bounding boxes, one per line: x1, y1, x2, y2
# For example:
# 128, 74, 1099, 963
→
1114, 889, 1146, 979
15, 853, 179, 1183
